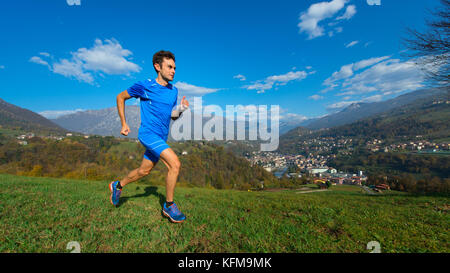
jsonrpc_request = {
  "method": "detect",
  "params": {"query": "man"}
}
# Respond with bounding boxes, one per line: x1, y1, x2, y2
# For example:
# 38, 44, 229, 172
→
110, 50, 189, 223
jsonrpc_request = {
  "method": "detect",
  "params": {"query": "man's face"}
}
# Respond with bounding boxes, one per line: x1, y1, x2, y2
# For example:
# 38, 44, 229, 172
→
156, 57, 176, 82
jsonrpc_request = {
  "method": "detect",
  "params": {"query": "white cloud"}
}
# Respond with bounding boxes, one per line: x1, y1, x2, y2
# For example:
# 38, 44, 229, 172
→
353, 56, 391, 70
233, 74, 246, 81
336, 5, 356, 20
52, 59, 94, 84
361, 94, 383, 103
39, 109, 85, 119
29, 56, 50, 68
319, 84, 338, 94
73, 39, 141, 75
174, 82, 221, 97
324, 63, 354, 85
298, 0, 353, 40
326, 94, 383, 112
323, 56, 391, 87
324, 56, 427, 112
339, 58, 425, 95
280, 112, 308, 123
309, 94, 324, 100
30, 38, 141, 84
244, 71, 308, 93
345, 40, 359, 48
326, 100, 358, 111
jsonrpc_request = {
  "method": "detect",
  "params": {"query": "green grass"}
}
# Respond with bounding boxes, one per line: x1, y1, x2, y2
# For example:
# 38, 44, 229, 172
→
107, 141, 139, 154
0, 174, 448, 253
0, 127, 25, 138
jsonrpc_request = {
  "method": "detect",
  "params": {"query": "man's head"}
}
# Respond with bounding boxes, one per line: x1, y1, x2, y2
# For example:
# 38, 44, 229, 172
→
153, 50, 176, 82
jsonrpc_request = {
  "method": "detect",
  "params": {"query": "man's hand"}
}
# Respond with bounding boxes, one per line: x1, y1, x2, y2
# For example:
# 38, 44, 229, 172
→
181, 96, 189, 110
121, 123, 131, 136
117, 90, 132, 135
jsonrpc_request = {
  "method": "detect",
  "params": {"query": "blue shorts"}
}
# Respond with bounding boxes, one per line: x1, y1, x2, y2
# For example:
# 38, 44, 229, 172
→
138, 133, 170, 163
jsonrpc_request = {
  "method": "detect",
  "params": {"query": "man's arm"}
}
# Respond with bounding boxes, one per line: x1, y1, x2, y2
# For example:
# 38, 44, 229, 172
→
117, 90, 132, 136
171, 114, 181, 121
171, 96, 189, 121
171, 108, 183, 121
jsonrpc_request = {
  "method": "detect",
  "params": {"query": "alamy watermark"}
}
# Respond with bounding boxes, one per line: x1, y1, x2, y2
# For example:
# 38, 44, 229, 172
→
367, 241, 381, 253
367, 0, 381, 6
66, 241, 81, 253
170, 97, 279, 152
66, 0, 81, 6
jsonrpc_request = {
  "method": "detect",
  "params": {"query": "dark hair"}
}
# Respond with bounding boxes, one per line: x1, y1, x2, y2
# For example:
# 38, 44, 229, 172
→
152, 50, 175, 73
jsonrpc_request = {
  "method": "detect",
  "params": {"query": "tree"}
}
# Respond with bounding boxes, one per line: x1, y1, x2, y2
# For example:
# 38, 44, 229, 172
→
402, 0, 450, 86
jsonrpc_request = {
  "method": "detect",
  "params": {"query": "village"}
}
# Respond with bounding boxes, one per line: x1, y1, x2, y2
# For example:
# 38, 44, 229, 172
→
248, 135, 450, 187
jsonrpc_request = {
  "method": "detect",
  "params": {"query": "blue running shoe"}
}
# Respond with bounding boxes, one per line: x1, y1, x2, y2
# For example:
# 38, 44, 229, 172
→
162, 202, 186, 223
109, 181, 122, 206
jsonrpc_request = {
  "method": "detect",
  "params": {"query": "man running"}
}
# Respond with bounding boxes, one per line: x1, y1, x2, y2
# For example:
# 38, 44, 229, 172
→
110, 50, 189, 223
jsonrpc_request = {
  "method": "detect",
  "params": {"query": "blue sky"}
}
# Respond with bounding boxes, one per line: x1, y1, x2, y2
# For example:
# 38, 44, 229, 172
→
0, 0, 442, 121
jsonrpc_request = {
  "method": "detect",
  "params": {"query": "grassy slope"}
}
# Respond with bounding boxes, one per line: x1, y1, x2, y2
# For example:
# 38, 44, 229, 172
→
0, 174, 448, 253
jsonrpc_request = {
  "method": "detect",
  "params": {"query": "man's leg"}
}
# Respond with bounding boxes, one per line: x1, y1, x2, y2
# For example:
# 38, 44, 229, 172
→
158, 148, 181, 202
109, 157, 157, 206
119, 157, 157, 187
159, 148, 186, 223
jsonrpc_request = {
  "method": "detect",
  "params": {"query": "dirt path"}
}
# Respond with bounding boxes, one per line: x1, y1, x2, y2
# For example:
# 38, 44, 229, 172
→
295, 189, 329, 194
360, 186, 377, 195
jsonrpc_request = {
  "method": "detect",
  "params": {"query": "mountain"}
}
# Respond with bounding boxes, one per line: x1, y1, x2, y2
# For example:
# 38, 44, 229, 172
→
51, 105, 141, 138
278, 88, 450, 154
304, 87, 448, 130
52, 105, 291, 141
0, 98, 67, 134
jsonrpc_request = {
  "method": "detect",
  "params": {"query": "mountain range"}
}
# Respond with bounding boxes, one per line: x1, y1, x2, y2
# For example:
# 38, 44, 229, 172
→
0, 98, 67, 134
301, 87, 448, 130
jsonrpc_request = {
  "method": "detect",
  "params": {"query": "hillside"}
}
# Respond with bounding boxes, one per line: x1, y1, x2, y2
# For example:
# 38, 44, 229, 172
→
0, 135, 278, 190
0, 174, 448, 253
0, 98, 67, 135
303, 87, 448, 130
279, 89, 450, 154
51, 105, 141, 138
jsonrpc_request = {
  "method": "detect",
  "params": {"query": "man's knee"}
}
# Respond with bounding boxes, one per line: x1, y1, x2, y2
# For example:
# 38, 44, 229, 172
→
169, 160, 181, 174
137, 167, 151, 177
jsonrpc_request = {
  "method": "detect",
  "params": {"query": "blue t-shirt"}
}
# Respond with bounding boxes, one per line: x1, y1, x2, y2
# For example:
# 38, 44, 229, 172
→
127, 79, 178, 138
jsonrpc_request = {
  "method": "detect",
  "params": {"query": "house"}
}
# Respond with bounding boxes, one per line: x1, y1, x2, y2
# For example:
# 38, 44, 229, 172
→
328, 168, 337, 174
308, 168, 329, 175
330, 177, 344, 185
376, 184, 390, 190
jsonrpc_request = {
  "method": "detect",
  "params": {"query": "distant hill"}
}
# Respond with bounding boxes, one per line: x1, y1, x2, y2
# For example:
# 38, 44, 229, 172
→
304, 87, 448, 130
51, 105, 141, 138
0, 135, 278, 190
52, 105, 294, 141
278, 88, 450, 154
0, 98, 67, 135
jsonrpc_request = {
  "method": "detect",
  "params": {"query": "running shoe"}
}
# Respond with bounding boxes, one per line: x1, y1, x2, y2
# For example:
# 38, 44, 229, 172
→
162, 202, 186, 223
109, 181, 122, 206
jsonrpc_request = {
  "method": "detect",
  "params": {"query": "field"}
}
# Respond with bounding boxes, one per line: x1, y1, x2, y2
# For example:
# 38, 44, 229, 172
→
0, 174, 448, 253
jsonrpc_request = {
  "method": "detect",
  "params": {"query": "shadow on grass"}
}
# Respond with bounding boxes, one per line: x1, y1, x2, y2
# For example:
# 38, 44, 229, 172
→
118, 186, 166, 207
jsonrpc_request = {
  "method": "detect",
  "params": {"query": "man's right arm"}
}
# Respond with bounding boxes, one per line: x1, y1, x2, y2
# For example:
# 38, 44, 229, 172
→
117, 90, 132, 136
